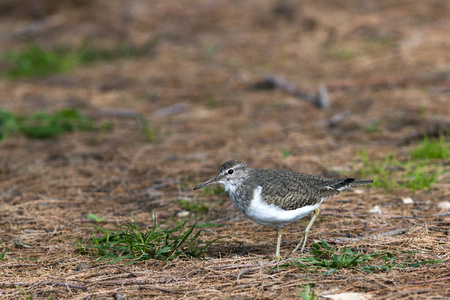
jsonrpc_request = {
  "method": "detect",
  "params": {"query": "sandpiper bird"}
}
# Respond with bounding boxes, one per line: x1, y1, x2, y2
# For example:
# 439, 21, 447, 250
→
193, 160, 373, 259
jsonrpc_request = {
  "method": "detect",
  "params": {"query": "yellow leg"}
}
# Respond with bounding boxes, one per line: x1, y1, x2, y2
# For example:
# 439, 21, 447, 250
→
292, 207, 320, 254
275, 227, 282, 260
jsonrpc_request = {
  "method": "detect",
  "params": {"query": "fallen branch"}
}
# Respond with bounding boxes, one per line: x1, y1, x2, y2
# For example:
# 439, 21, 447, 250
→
209, 259, 289, 270
410, 275, 450, 285
326, 74, 449, 90
138, 286, 184, 294
90, 109, 141, 119
333, 227, 409, 243
0, 281, 88, 291
255, 75, 329, 109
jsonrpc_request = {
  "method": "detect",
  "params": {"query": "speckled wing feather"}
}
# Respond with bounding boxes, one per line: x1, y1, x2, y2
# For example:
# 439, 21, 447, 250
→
253, 169, 355, 211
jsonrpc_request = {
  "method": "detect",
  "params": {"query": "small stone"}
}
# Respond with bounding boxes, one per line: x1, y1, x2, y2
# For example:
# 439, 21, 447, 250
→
113, 293, 127, 300
353, 189, 365, 194
324, 293, 372, 300
368, 205, 382, 214
437, 201, 450, 211
402, 197, 414, 205
177, 211, 190, 217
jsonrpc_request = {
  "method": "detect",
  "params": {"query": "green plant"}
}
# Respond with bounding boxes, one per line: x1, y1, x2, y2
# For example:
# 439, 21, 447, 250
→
139, 115, 156, 142
378, 251, 444, 269
287, 240, 444, 273
298, 284, 316, 300
283, 150, 291, 158
18, 108, 94, 139
199, 185, 225, 196
2, 42, 156, 79
15, 285, 33, 300
360, 120, 382, 133
0, 108, 95, 140
289, 240, 389, 273
75, 215, 222, 263
175, 199, 209, 213
326, 46, 359, 61
86, 213, 105, 223
359, 150, 441, 192
411, 135, 449, 160
359, 151, 399, 190
3, 45, 75, 78
402, 166, 440, 192
0, 247, 8, 259
0, 110, 18, 140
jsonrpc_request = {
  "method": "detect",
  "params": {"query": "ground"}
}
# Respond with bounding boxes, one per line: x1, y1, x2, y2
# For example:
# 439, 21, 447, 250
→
0, 1, 449, 299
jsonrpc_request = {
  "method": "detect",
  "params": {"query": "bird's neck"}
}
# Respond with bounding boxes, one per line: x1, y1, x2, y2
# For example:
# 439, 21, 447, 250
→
223, 179, 244, 194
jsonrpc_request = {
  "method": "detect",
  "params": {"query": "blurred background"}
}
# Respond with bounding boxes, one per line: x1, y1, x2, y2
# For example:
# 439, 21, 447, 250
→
0, 1, 449, 173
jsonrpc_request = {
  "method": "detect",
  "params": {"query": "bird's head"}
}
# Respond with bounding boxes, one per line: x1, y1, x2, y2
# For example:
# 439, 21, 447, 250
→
193, 160, 250, 191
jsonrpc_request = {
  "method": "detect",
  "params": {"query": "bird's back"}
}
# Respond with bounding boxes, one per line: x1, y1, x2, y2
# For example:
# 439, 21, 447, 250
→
252, 169, 360, 211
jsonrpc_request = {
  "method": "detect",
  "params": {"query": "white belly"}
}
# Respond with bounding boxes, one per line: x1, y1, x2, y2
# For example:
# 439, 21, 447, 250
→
245, 186, 322, 227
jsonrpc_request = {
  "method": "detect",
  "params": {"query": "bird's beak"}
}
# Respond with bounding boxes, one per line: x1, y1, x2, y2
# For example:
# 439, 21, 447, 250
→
193, 177, 217, 190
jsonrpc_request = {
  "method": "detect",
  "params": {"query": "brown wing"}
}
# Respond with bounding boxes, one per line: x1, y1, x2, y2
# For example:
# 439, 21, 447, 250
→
254, 169, 350, 211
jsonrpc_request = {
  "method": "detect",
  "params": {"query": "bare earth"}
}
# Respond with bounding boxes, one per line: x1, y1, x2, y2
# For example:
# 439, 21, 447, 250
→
0, 1, 449, 299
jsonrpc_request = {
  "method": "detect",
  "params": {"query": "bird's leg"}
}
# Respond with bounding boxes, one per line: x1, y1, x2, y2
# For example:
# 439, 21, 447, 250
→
292, 207, 320, 254
275, 227, 282, 260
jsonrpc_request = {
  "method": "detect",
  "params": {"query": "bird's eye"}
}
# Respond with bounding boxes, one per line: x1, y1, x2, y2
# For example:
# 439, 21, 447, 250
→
228, 169, 234, 175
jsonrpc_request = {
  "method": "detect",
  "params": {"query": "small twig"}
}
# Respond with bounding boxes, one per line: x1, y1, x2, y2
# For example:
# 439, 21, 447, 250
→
326, 74, 449, 90
0, 263, 39, 268
209, 258, 289, 270
0, 281, 88, 291
90, 109, 141, 119
333, 227, 409, 243
433, 211, 450, 217
92, 265, 139, 277
139, 286, 184, 294
410, 275, 450, 285
324, 110, 351, 127
236, 268, 256, 284
255, 75, 329, 109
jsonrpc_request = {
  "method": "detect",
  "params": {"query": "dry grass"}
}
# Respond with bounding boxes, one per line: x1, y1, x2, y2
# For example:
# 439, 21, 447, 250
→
0, 0, 449, 299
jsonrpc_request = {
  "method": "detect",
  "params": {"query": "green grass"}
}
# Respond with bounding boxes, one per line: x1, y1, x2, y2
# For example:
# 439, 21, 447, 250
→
298, 284, 316, 300
75, 215, 222, 263
411, 135, 449, 160
199, 185, 226, 196
288, 240, 389, 273
359, 151, 399, 190
360, 120, 382, 133
3, 45, 76, 78
175, 199, 209, 213
359, 136, 446, 191
325, 46, 359, 61
402, 165, 441, 192
139, 115, 156, 142
15, 286, 33, 300
19, 108, 94, 139
286, 240, 444, 274
2, 41, 156, 79
0, 247, 8, 260
0, 108, 158, 143
0, 110, 18, 140
86, 213, 106, 223
0, 108, 115, 140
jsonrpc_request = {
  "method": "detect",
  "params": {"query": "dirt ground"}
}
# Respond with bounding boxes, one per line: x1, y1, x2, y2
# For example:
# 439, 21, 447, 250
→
0, 1, 449, 299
